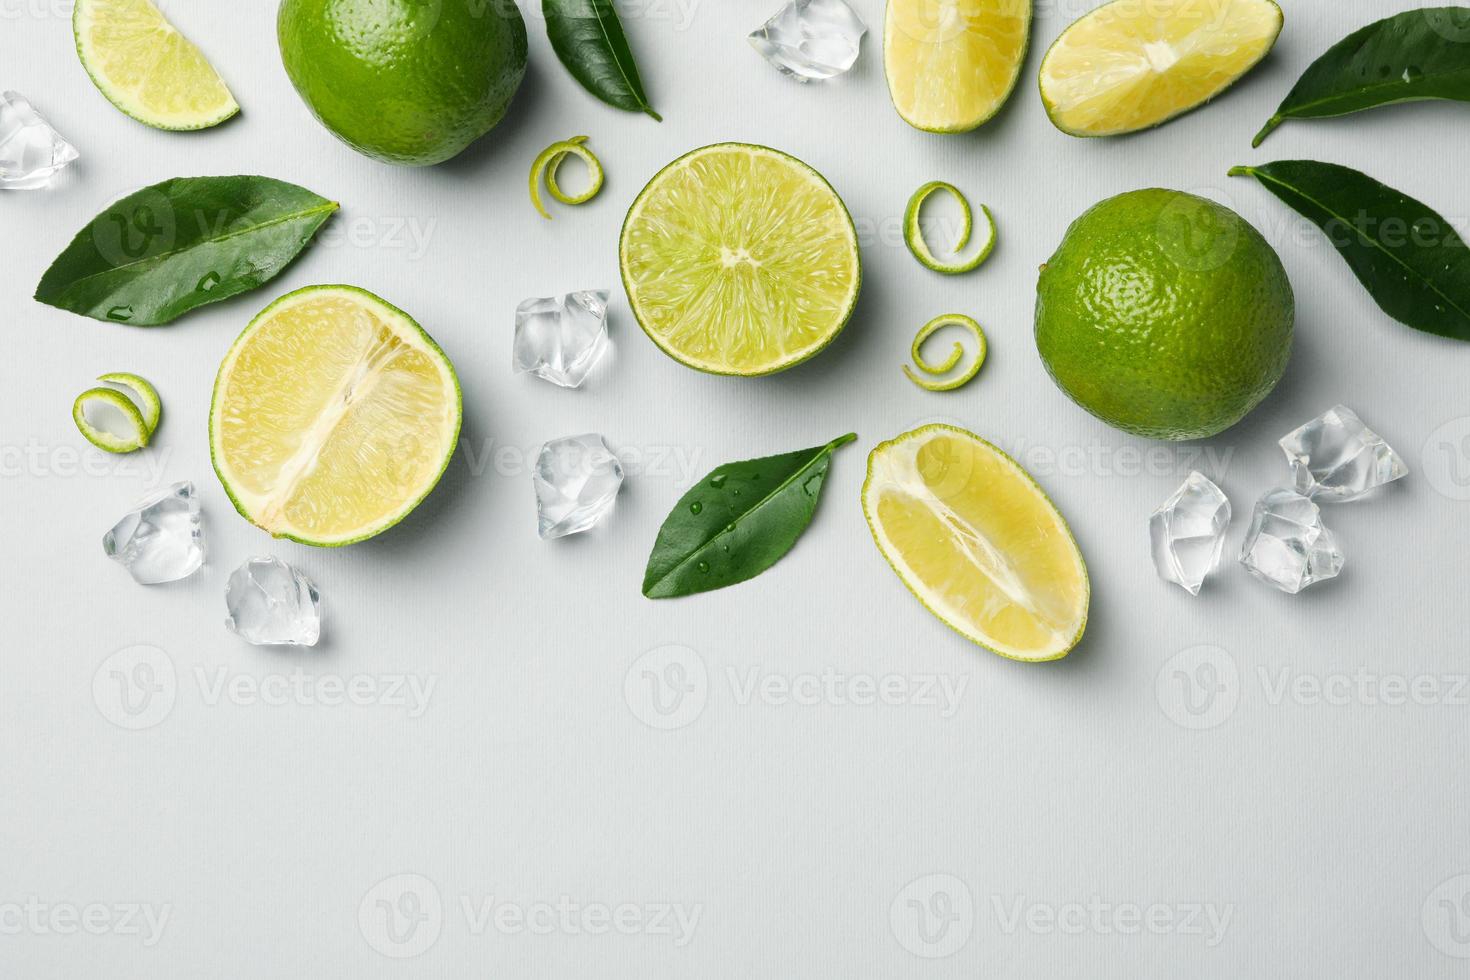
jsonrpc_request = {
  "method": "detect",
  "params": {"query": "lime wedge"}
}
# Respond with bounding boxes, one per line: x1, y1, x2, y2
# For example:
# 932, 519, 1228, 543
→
97, 371, 161, 435
863, 425, 1089, 661
74, 0, 239, 131
209, 285, 461, 546
74, 387, 149, 453
619, 143, 861, 376
1040, 0, 1282, 137
884, 0, 1032, 132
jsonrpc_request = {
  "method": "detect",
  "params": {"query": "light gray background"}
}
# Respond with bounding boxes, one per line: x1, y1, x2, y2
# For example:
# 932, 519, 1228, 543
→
4, 0, 1470, 975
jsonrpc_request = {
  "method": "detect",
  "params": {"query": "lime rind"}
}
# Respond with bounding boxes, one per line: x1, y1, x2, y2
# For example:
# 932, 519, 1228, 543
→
861, 424, 1090, 663
209, 284, 462, 548
530, 136, 604, 219
902, 314, 987, 392
903, 182, 995, 275
73, 0, 240, 131
74, 387, 149, 453
97, 372, 161, 435
619, 142, 861, 377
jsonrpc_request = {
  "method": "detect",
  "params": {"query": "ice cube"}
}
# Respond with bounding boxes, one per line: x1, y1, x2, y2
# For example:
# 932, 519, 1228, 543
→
1149, 471, 1230, 596
513, 290, 611, 388
103, 481, 205, 584
224, 557, 322, 647
533, 434, 624, 539
1279, 404, 1407, 501
0, 92, 78, 190
748, 0, 867, 82
1239, 489, 1344, 594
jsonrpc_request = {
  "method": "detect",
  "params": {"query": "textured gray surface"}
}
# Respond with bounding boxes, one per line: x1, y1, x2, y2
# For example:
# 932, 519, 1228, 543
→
3, 0, 1469, 976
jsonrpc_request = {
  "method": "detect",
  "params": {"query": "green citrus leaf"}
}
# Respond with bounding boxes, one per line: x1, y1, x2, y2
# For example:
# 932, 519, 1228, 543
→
1255, 8, 1470, 146
1230, 159, 1470, 341
544, 0, 660, 120
35, 175, 338, 326
642, 434, 856, 599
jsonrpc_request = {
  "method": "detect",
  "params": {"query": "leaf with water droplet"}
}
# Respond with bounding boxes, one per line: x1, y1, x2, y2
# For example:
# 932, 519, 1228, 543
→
1254, 8, 1470, 146
1231, 159, 1470, 341
35, 175, 338, 325
641, 433, 857, 599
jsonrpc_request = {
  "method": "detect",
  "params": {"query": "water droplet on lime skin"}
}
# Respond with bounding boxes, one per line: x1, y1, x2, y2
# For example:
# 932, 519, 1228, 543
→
709, 474, 727, 489
689, 501, 702, 515
106, 306, 133, 322
696, 560, 710, 573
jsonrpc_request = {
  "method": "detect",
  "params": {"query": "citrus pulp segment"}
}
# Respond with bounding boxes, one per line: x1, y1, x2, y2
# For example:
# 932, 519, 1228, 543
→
74, 0, 239, 131
884, 0, 1032, 132
1039, 0, 1283, 137
210, 286, 461, 547
619, 143, 861, 377
862, 425, 1089, 662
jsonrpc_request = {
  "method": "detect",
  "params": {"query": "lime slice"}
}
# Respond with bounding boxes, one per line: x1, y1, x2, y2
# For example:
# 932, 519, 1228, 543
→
884, 0, 1032, 132
904, 181, 996, 275
74, 387, 149, 453
1040, 0, 1282, 137
619, 143, 861, 377
863, 425, 1089, 661
97, 371, 161, 435
209, 285, 462, 546
74, 0, 239, 131
903, 314, 987, 392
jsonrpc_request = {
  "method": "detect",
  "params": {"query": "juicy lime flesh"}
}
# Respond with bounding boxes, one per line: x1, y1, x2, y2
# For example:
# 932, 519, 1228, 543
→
278, 0, 527, 166
1040, 0, 1282, 135
885, 0, 1031, 132
865, 427, 1088, 661
212, 289, 459, 545
1035, 189, 1293, 441
620, 144, 861, 376
75, 0, 237, 129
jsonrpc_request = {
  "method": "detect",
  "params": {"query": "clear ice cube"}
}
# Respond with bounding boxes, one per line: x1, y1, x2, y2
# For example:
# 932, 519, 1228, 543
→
224, 557, 322, 647
513, 290, 611, 388
1239, 489, 1344, 594
1279, 404, 1407, 501
0, 92, 78, 190
748, 0, 867, 82
534, 433, 624, 539
1149, 471, 1230, 596
103, 481, 205, 584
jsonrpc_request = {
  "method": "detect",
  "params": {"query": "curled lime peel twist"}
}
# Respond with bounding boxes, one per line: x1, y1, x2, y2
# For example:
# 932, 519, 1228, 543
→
529, 136, 605, 220
73, 386, 150, 453
97, 371, 161, 435
903, 181, 996, 275
903, 314, 987, 392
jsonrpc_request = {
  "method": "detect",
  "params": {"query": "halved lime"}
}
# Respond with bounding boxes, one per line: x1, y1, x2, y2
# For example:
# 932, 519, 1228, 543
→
209, 285, 461, 547
74, 0, 239, 131
619, 143, 861, 377
863, 425, 1089, 662
884, 0, 1032, 132
1040, 0, 1282, 137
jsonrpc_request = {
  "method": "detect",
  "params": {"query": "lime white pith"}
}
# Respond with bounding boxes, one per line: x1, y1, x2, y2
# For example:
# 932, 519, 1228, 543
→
862, 426, 1089, 662
1039, 0, 1282, 136
210, 286, 461, 547
620, 143, 861, 377
884, 0, 1033, 132
74, 0, 239, 131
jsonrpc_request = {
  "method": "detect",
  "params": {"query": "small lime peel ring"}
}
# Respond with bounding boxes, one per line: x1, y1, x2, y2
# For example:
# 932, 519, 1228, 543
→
73, 372, 161, 453
903, 314, 987, 392
530, 136, 605, 220
904, 181, 996, 275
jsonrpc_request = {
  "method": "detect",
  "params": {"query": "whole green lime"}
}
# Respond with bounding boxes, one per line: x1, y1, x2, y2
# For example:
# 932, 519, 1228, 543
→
278, 0, 527, 166
1035, 189, 1294, 441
